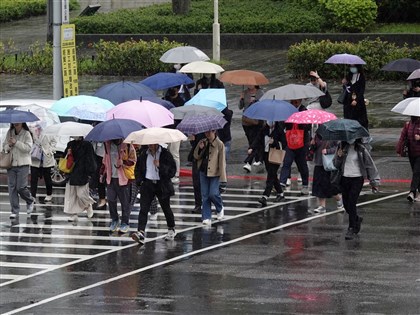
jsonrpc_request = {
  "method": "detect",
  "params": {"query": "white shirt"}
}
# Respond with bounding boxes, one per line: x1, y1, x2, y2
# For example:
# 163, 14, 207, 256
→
343, 145, 362, 177
145, 146, 162, 180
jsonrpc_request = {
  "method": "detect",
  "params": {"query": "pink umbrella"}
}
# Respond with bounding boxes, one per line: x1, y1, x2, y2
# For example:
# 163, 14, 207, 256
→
285, 109, 337, 124
106, 100, 174, 128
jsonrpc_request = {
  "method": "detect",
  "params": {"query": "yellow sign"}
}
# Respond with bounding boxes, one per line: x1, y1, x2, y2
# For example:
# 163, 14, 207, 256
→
61, 24, 79, 97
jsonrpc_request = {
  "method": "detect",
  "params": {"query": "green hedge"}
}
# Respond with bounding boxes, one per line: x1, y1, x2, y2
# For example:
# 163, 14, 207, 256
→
287, 38, 420, 80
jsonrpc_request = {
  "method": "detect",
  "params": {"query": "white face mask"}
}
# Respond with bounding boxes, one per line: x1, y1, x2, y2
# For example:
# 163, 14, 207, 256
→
350, 67, 358, 74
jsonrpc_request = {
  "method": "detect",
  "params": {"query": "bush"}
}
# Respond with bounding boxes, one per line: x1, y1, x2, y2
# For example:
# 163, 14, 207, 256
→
319, 0, 378, 32
287, 38, 420, 80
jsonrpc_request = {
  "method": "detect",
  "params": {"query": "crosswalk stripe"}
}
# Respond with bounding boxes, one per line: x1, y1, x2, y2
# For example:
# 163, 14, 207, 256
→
0, 241, 118, 250
0, 251, 89, 259
0, 262, 59, 269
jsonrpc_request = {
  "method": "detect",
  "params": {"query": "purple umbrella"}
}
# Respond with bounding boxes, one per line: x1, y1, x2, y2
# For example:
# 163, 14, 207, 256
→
177, 115, 227, 135
325, 53, 366, 65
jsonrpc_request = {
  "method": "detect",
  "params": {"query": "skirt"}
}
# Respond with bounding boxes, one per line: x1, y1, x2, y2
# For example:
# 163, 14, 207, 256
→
64, 183, 95, 214
312, 165, 340, 198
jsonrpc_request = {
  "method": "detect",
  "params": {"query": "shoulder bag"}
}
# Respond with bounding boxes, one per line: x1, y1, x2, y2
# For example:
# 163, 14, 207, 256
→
319, 90, 332, 109
0, 150, 12, 169
322, 153, 337, 171
31, 143, 43, 160
286, 124, 304, 150
268, 143, 286, 165
337, 87, 347, 104
58, 150, 75, 174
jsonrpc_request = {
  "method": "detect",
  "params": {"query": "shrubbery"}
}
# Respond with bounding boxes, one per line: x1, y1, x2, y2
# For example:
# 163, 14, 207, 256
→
287, 38, 420, 80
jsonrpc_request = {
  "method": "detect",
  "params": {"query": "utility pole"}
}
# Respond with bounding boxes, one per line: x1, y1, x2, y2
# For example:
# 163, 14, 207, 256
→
212, 0, 220, 62
52, 0, 63, 99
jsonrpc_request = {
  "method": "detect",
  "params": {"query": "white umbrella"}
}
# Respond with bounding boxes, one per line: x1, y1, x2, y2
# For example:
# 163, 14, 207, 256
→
159, 46, 210, 64
407, 68, 420, 81
0, 99, 55, 109
261, 84, 325, 101
124, 127, 187, 145
43, 121, 93, 137
391, 97, 420, 116
179, 61, 224, 74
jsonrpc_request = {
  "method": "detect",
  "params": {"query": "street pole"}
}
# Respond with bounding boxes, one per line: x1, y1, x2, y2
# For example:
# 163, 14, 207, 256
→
52, 0, 63, 99
212, 0, 220, 62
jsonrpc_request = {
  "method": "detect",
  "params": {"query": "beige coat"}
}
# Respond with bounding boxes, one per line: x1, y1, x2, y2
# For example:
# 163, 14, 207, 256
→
3, 128, 32, 167
194, 136, 227, 182
31, 134, 57, 168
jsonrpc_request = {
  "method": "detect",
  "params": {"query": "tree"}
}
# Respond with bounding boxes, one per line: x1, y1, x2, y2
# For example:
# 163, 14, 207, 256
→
172, 0, 190, 15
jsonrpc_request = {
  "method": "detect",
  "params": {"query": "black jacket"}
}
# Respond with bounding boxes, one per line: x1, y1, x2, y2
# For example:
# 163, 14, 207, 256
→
65, 140, 97, 186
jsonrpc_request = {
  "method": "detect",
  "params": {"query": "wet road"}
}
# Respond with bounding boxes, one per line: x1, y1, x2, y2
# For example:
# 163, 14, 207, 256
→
1, 171, 419, 314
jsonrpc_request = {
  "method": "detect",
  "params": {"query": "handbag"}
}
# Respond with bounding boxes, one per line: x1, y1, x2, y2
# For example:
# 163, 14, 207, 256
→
306, 143, 316, 161
0, 150, 12, 169
268, 146, 286, 165
30, 143, 43, 160
286, 123, 304, 150
337, 87, 347, 104
330, 170, 342, 188
319, 90, 332, 109
58, 150, 75, 174
322, 153, 337, 171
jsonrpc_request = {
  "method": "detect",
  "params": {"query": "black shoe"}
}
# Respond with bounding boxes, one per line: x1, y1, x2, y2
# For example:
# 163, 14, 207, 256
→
275, 193, 285, 202
355, 216, 363, 234
345, 228, 356, 240
192, 205, 202, 213
407, 192, 415, 202
258, 196, 267, 207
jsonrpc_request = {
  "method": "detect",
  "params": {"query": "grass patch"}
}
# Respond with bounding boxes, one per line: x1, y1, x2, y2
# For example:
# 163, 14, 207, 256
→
372, 23, 420, 33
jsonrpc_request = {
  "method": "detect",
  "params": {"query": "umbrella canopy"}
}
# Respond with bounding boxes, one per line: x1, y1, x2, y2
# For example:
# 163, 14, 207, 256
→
381, 58, 420, 73
243, 99, 298, 121
85, 118, 144, 142
94, 81, 156, 105
0, 99, 55, 109
184, 88, 227, 111
63, 102, 112, 121
106, 100, 174, 128
141, 96, 175, 110
43, 121, 93, 137
261, 84, 325, 101
219, 70, 269, 86
391, 97, 420, 117
325, 53, 366, 65
177, 115, 227, 135
179, 61, 225, 74
407, 68, 420, 80
124, 127, 187, 145
170, 104, 223, 120
316, 119, 369, 141
15, 104, 60, 130
0, 108, 39, 123
140, 72, 194, 90
50, 95, 114, 116
159, 46, 210, 64
285, 109, 337, 124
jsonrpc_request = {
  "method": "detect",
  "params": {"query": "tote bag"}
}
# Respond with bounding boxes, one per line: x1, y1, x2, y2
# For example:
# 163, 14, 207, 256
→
286, 124, 304, 150
58, 150, 75, 174
268, 147, 286, 165
0, 150, 12, 169
30, 143, 43, 160
322, 153, 337, 171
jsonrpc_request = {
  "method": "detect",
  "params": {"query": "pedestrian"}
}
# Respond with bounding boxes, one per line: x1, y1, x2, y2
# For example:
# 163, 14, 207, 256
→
30, 124, 57, 203
309, 134, 343, 213
252, 121, 287, 207
403, 79, 420, 99
131, 143, 177, 245
188, 133, 206, 213
396, 116, 420, 202
341, 64, 369, 130
90, 141, 107, 210
194, 129, 226, 225
305, 70, 328, 110
333, 138, 380, 240
102, 139, 136, 233
3, 122, 35, 220
63, 136, 97, 223
194, 74, 224, 95
164, 86, 186, 108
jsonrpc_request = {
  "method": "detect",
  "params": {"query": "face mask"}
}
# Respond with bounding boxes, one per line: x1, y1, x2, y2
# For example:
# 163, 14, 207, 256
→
350, 67, 358, 74
348, 139, 355, 144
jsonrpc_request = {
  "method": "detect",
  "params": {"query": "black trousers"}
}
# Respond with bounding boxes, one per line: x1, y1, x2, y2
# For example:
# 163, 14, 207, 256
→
89, 154, 106, 199
30, 166, 53, 197
262, 152, 283, 197
192, 159, 202, 207
138, 179, 175, 232
408, 155, 420, 193
340, 176, 364, 229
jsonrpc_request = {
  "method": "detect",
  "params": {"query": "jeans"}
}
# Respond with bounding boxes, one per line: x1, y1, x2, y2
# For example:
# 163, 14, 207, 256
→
199, 172, 223, 220
107, 177, 131, 225
7, 166, 34, 215
279, 146, 309, 186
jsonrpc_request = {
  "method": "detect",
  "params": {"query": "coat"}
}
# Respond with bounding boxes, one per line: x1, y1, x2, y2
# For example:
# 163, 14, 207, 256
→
342, 72, 368, 129
396, 119, 420, 158
65, 140, 97, 186
135, 146, 176, 199
31, 134, 56, 168
102, 141, 136, 186
3, 127, 32, 167
194, 136, 227, 182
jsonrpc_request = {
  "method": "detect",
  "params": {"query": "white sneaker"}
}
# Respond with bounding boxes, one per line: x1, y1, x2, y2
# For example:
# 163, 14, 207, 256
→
149, 212, 158, 221
27, 201, 35, 214
68, 214, 78, 222
286, 178, 292, 186
336, 199, 344, 210
202, 219, 212, 225
297, 176, 302, 183
86, 204, 94, 218
44, 195, 53, 203
217, 207, 224, 220
243, 163, 252, 173
252, 161, 262, 166
313, 206, 326, 213
300, 186, 309, 195
171, 177, 180, 184
9, 213, 17, 219
164, 229, 176, 241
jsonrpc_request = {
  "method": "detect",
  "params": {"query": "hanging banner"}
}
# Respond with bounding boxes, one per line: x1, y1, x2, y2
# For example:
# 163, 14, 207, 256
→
61, 24, 79, 97
62, 0, 70, 24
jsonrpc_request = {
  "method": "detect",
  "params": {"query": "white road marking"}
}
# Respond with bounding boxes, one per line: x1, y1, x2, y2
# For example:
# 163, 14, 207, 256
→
0, 242, 116, 250
0, 262, 59, 269
0, 251, 89, 259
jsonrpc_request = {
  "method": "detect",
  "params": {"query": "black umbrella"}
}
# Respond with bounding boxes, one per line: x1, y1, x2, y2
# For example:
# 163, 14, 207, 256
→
316, 119, 369, 141
381, 58, 420, 73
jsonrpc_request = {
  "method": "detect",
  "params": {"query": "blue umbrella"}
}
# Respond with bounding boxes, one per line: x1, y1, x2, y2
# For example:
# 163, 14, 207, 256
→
94, 81, 156, 105
141, 96, 175, 110
50, 95, 114, 116
0, 108, 39, 123
243, 99, 298, 121
140, 72, 194, 90
177, 115, 227, 135
184, 88, 227, 111
85, 118, 144, 142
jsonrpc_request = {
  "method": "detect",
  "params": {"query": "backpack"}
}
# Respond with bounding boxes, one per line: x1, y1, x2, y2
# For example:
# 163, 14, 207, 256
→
286, 123, 304, 150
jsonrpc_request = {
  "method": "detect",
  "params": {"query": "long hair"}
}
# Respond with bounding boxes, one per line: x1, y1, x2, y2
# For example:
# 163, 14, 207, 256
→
10, 122, 33, 139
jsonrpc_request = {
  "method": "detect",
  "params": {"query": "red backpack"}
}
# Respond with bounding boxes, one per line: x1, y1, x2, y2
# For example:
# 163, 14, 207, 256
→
286, 123, 304, 150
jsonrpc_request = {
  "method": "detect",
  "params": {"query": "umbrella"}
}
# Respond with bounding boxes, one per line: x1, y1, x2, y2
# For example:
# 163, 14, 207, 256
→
261, 84, 325, 101
85, 118, 144, 142
170, 104, 223, 120
15, 104, 60, 130
0, 99, 55, 109
43, 121, 93, 137
184, 88, 227, 111
179, 61, 225, 74
391, 97, 420, 117
140, 72, 194, 90
50, 95, 114, 116
177, 115, 227, 135
325, 53, 366, 65
219, 70, 269, 86
141, 96, 175, 110
106, 100, 174, 128
316, 119, 369, 141
407, 68, 420, 80
243, 99, 298, 121
381, 58, 420, 73
124, 127, 187, 145
159, 46, 210, 64
285, 109, 337, 124
94, 81, 156, 105
63, 102, 113, 121
0, 108, 39, 123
